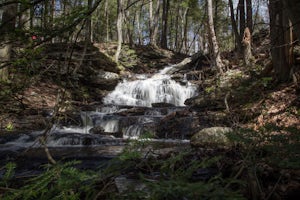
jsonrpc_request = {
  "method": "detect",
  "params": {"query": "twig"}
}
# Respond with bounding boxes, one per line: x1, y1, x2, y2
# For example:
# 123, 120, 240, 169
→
39, 136, 56, 165
265, 174, 282, 200
224, 91, 230, 113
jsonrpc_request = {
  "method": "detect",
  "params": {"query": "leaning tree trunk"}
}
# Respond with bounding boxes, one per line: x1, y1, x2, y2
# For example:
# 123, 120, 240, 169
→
207, 0, 224, 73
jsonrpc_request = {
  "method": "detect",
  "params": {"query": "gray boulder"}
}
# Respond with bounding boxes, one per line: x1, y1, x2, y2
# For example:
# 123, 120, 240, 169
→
190, 127, 233, 148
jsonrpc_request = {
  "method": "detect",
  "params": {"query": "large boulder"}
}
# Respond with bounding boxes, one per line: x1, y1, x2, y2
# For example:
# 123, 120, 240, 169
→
156, 110, 199, 139
190, 127, 233, 148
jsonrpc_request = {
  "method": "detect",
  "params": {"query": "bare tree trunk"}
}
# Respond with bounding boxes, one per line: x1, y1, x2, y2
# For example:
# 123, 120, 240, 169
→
149, 0, 161, 46
115, 0, 123, 63
0, 3, 17, 81
161, 0, 169, 49
242, 27, 253, 66
207, 0, 224, 73
85, 0, 93, 43
182, 8, 189, 54
136, 7, 142, 45
175, 0, 180, 52
282, 0, 300, 40
246, 0, 253, 33
104, 0, 110, 42
238, 0, 245, 43
228, 0, 242, 52
269, 0, 292, 82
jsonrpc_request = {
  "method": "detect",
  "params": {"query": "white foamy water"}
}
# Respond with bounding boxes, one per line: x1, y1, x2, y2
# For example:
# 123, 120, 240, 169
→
103, 66, 198, 107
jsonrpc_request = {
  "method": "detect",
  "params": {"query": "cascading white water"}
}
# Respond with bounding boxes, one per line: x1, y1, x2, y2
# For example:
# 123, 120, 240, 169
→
103, 66, 198, 107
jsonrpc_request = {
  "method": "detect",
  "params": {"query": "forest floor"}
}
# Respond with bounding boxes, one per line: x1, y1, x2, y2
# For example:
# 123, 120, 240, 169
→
0, 35, 300, 199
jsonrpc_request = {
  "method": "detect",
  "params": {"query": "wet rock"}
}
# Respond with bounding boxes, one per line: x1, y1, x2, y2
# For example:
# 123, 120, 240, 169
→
89, 126, 105, 134
89, 78, 119, 91
156, 110, 198, 139
117, 107, 147, 116
115, 175, 147, 193
185, 92, 225, 111
151, 102, 175, 108
97, 71, 119, 80
190, 127, 233, 148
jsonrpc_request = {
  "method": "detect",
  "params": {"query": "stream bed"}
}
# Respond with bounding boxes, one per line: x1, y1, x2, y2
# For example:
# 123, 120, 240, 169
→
0, 65, 198, 177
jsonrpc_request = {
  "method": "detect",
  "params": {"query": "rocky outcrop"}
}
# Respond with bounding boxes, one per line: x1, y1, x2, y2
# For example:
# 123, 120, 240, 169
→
156, 110, 198, 139
190, 127, 233, 148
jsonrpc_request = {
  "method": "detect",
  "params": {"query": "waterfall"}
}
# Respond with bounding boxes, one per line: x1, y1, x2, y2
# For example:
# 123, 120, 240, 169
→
103, 66, 198, 107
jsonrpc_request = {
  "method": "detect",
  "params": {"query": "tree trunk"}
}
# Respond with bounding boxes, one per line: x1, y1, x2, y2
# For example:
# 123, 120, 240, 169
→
136, 6, 142, 45
161, 0, 169, 49
228, 0, 242, 53
149, 0, 161, 46
85, 0, 93, 43
246, 0, 253, 33
269, 0, 292, 82
282, 0, 300, 40
104, 0, 110, 42
238, 0, 245, 43
207, 0, 224, 73
115, 0, 123, 63
242, 27, 253, 66
175, 0, 180, 52
0, 3, 17, 81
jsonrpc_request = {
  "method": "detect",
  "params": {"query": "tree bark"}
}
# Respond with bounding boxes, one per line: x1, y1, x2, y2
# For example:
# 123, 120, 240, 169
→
269, 0, 293, 82
238, 0, 245, 43
85, 0, 93, 43
161, 0, 169, 49
207, 0, 224, 73
228, 0, 242, 53
282, 0, 300, 40
115, 0, 123, 63
149, 0, 161, 46
242, 27, 253, 66
246, 0, 253, 33
0, 2, 17, 81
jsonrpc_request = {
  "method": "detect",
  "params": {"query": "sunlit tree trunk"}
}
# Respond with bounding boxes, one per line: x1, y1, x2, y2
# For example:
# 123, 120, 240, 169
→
207, 0, 224, 73
104, 0, 109, 42
149, 0, 160, 46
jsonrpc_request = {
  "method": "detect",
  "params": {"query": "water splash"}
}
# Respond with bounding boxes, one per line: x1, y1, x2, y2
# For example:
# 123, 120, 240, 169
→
103, 66, 198, 107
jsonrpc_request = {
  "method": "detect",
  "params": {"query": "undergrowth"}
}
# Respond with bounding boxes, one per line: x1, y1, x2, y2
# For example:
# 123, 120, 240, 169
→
0, 124, 299, 199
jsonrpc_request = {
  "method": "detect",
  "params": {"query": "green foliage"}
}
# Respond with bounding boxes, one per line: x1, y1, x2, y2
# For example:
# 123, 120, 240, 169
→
5, 121, 14, 131
260, 77, 273, 88
0, 162, 16, 188
227, 125, 300, 169
2, 161, 97, 200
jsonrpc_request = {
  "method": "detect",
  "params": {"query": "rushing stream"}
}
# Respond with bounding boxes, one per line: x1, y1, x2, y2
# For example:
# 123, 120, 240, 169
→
0, 65, 198, 175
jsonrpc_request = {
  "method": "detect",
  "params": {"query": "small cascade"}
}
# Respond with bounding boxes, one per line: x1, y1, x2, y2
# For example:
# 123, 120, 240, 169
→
103, 66, 198, 107
0, 65, 199, 154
